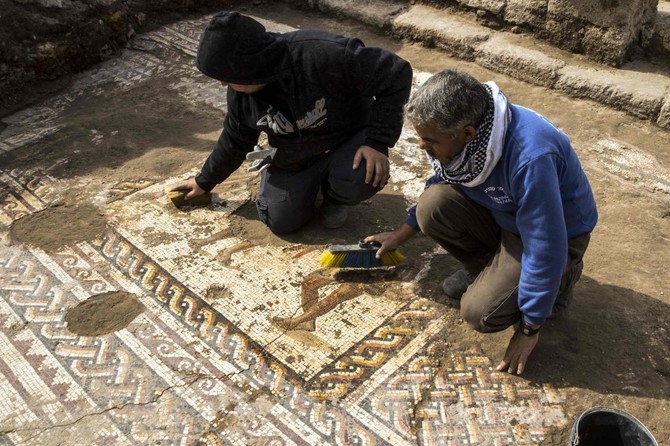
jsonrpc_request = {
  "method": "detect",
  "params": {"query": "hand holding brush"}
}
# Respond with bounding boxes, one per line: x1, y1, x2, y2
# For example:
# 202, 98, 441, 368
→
319, 224, 418, 268
319, 240, 406, 268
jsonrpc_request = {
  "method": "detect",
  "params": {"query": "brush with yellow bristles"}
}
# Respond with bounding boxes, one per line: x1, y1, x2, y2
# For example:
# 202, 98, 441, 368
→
319, 241, 406, 268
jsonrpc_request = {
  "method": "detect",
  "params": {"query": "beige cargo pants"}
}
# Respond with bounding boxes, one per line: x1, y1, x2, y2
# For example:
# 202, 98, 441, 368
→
416, 183, 590, 332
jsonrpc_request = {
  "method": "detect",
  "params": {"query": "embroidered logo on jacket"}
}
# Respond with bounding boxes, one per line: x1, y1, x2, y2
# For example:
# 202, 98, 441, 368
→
257, 108, 295, 135
296, 98, 327, 129
484, 186, 512, 205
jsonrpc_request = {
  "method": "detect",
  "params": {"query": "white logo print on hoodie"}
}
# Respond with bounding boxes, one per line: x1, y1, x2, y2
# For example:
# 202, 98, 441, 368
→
257, 107, 295, 135
296, 98, 327, 129
257, 98, 328, 134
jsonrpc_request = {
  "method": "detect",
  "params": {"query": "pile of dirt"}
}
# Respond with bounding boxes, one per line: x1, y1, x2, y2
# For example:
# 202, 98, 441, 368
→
10, 202, 108, 253
65, 291, 145, 336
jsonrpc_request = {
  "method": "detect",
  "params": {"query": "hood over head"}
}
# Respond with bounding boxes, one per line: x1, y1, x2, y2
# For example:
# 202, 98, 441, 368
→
196, 11, 290, 85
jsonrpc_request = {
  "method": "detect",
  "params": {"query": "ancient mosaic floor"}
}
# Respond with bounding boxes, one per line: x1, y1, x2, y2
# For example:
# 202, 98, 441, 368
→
1, 15, 569, 446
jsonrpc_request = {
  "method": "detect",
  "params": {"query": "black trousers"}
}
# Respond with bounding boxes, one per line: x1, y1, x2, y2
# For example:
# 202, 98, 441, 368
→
255, 130, 382, 234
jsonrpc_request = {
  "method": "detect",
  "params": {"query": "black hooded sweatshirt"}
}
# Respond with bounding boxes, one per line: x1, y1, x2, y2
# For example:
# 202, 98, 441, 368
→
194, 12, 413, 191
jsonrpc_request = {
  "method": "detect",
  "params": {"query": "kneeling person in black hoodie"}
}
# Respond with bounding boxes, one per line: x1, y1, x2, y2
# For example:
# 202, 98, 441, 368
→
169, 11, 413, 234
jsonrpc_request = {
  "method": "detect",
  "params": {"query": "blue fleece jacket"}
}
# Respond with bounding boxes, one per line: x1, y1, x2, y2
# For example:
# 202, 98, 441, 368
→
407, 104, 598, 325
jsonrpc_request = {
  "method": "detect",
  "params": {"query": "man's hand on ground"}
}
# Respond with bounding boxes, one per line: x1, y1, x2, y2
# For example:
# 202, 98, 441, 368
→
167, 177, 206, 200
353, 145, 390, 188
496, 327, 540, 375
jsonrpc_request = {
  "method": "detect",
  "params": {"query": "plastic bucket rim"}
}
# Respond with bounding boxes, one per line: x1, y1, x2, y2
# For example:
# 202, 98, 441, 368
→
568, 406, 659, 446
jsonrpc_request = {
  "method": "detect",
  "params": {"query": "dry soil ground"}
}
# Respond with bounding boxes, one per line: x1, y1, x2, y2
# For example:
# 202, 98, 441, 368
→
2, 3, 669, 445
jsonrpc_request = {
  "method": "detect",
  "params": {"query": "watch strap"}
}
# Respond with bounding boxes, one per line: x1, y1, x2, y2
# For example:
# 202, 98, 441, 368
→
520, 322, 541, 336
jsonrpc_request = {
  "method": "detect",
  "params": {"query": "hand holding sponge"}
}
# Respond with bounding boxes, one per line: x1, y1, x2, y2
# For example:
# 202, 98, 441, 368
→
166, 189, 212, 209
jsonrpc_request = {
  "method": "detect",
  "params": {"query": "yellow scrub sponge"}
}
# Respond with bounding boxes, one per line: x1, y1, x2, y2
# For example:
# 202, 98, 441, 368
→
167, 190, 212, 208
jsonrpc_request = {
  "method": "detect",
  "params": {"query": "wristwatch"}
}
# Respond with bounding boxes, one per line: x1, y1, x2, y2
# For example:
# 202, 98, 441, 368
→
520, 322, 541, 336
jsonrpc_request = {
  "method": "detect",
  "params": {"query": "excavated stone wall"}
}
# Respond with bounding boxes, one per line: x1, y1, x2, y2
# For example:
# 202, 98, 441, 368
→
413, 0, 659, 67
1, 0, 667, 117
0, 0, 226, 116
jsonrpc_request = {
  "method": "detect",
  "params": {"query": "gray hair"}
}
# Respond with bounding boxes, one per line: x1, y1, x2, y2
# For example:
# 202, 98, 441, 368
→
405, 69, 489, 134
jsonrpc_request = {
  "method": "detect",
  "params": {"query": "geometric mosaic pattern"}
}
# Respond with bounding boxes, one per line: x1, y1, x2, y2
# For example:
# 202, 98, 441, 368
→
0, 15, 570, 446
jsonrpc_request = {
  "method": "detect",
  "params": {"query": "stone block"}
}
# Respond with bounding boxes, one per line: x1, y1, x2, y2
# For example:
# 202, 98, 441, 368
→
457, 0, 506, 16
648, 2, 670, 59
475, 34, 565, 87
316, 0, 408, 29
657, 95, 670, 129
555, 65, 667, 120
392, 4, 491, 60
504, 0, 547, 29
546, 0, 658, 66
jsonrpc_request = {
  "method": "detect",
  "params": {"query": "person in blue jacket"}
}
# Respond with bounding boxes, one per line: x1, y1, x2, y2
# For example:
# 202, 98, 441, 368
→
169, 11, 412, 233
366, 69, 598, 375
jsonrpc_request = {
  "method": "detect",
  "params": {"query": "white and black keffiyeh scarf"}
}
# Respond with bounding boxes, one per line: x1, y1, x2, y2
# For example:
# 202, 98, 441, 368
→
428, 81, 511, 187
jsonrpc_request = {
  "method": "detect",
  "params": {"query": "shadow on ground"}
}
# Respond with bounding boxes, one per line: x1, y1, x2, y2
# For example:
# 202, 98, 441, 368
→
228, 191, 436, 258
0, 79, 222, 181
530, 277, 670, 396
417, 255, 670, 401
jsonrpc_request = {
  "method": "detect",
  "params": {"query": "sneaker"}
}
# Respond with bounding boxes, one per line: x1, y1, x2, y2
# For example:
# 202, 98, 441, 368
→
321, 203, 348, 229
442, 268, 477, 300
551, 260, 583, 318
